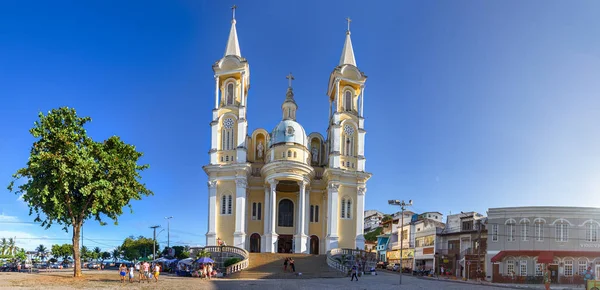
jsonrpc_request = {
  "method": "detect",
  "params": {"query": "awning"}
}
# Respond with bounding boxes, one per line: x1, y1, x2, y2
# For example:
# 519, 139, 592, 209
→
537, 251, 554, 264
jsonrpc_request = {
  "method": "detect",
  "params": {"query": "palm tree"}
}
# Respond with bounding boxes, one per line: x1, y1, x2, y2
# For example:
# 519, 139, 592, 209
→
112, 246, 121, 262
195, 249, 211, 259
0, 238, 7, 255
36, 244, 47, 262
93, 247, 101, 262
8, 238, 16, 256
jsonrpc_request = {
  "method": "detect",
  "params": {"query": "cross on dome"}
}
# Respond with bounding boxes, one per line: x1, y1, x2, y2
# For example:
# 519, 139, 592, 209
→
286, 73, 295, 88
346, 17, 351, 33
231, 5, 237, 20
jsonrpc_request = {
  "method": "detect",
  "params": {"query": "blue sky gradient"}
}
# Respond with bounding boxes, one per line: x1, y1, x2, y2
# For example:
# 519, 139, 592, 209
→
1, 1, 599, 251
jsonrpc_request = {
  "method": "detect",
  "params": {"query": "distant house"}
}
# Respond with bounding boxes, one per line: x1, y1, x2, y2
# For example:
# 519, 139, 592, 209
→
364, 210, 384, 233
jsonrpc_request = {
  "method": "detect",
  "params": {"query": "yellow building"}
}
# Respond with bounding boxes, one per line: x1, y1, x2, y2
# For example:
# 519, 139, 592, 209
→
204, 11, 371, 254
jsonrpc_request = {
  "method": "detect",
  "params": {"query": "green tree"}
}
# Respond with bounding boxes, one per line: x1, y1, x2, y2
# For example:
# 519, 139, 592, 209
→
0, 238, 6, 255
195, 249, 211, 259
364, 227, 383, 242
93, 247, 102, 262
101, 251, 111, 264
121, 236, 158, 261
8, 107, 153, 277
382, 215, 393, 223
7, 238, 16, 256
112, 246, 122, 262
36, 244, 48, 262
15, 248, 27, 262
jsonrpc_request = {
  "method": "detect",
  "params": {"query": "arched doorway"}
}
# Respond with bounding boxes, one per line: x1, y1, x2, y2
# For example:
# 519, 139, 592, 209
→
249, 233, 261, 253
310, 235, 319, 255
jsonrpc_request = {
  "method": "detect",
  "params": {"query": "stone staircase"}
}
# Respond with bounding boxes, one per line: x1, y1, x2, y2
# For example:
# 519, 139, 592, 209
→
227, 253, 347, 279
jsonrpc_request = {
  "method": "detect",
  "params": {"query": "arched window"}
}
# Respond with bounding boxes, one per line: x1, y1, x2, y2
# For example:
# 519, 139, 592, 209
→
282, 152, 285, 158
505, 219, 516, 242
278, 199, 293, 227
287, 151, 291, 157
221, 194, 232, 215
341, 196, 352, 219
555, 220, 569, 242
293, 151, 297, 158
586, 222, 598, 242
252, 202, 262, 220
520, 220, 529, 241
226, 83, 234, 105
534, 219, 544, 241
344, 91, 352, 111
221, 118, 235, 150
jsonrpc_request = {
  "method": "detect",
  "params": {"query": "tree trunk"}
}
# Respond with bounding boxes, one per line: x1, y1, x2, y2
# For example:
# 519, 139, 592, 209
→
72, 223, 82, 277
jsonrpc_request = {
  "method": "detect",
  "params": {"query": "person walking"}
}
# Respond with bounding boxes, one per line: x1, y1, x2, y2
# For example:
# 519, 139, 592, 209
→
207, 263, 213, 279
118, 264, 127, 284
153, 263, 160, 282
584, 266, 594, 289
128, 264, 134, 283
290, 258, 296, 273
350, 264, 359, 281
283, 257, 288, 272
544, 265, 551, 290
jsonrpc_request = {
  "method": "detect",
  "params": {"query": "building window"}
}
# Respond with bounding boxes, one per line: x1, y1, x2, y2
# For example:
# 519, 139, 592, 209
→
220, 156, 224, 162
278, 199, 294, 227
226, 82, 234, 105
293, 151, 297, 158
221, 194, 232, 215
564, 260, 573, 276
492, 224, 498, 242
535, 221, 544, 241
282, 152, 285, 158
221, 118, 235, 150
586, 223, 598, 242
520, 260, 527, 276
344, 91, 352, 111
252, 202, 262, 220
535, 263, 543, 276
521, 221, 529, 241
506, 221, 516, 242
341, 197, 352, 219
579, 261, 588, 276
462, 221, 473, 231
315, 205, 319, 222
555, 222, 568, 242
310, 205, 314, 222
342, 125, 355, 157
507, 260, 514, 275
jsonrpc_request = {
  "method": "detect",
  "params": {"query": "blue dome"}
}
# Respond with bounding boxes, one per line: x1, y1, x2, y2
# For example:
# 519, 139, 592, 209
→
270, 119, 307, 147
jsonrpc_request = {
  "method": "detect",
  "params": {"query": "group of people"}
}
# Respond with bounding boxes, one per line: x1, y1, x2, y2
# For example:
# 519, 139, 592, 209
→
118, 262, 161, 283
194, 263, 215, 279
283, 257, 296, 272
542, 265, 594, 290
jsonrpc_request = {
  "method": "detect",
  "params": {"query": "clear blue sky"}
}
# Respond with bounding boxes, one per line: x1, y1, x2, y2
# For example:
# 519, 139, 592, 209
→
1, 1, 599, 252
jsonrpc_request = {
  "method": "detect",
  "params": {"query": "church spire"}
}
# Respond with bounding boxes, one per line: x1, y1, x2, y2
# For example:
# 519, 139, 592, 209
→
339, 17, 356, 66
224, 5, 241, 57
282, 73, 298, 120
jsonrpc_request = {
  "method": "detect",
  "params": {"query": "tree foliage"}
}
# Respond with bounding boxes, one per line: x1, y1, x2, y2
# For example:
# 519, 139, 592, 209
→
120, 236, 158, 262
364, 227, 383, 242
7, 107, 153, 277
51, 244, 73, 261
170, 246, 190, 259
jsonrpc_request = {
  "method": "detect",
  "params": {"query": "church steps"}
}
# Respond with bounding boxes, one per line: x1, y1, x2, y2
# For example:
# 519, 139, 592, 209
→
226, 253, 346, 279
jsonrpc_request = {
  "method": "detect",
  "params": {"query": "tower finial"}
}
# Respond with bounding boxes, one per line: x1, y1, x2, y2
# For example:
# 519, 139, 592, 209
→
346, 17, 352, 34
286, 72, 295, 88
231, 5, 237, 21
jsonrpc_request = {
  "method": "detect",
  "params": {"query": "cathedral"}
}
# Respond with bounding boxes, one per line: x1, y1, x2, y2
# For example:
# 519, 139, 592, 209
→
204, 10, 371, 254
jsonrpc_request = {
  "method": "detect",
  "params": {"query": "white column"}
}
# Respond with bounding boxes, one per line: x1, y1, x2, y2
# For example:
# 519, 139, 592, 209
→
295, 181, 308, 253
335, 80, 340, 113
262, 186, 270, 252
305, 186, 311, 252
355, 186, 366, 250
241, 73, 245, 107
206, 180, 217, 246
326, 182, 340, 251
330, 124, 341, 168
357, 129, 366, 171
264, 179, 278, 253
210, 121, 218, 164
360, 85, 364, 117
214, 75, 219, 109
233, 178, 247, 248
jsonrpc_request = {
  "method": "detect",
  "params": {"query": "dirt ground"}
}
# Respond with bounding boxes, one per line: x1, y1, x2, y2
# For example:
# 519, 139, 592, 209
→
0, 270, 221, 289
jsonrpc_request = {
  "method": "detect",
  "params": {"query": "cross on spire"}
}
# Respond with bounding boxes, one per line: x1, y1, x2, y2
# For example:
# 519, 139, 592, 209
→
286, 72, 295, 88
346, 17, 352, 32
231, 5, 237, 20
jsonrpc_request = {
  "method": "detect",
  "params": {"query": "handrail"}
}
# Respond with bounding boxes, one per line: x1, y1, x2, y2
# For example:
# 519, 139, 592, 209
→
327, 248, 378, 273
190, 245, 250, 275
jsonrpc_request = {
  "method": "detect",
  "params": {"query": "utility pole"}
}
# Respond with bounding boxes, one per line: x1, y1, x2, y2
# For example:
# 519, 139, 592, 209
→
150, 225, 161, 261
165, 216, 173, 248
388, 199, 413, 285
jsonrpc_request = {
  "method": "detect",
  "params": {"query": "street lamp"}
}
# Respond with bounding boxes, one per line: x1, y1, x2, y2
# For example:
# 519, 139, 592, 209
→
388, 199, 413, 285
165, 216, 173, 248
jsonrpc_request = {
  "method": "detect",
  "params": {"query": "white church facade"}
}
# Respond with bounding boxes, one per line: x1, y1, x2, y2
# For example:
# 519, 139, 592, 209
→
204, 11, 371, 254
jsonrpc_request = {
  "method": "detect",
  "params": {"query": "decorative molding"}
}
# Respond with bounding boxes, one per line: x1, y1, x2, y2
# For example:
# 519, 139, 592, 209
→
235, 179, 247, 188
207, 180, 217, 188
357, 186, 367, 196
328, 182, 340, 193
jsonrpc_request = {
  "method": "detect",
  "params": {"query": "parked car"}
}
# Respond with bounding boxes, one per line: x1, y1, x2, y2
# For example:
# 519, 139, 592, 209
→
87, 263, 99, 269
386, 263, 399, 271
376, 261, 388, 269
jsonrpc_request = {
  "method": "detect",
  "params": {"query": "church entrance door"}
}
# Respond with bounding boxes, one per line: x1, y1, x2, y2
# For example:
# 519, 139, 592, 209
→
310, 235, 319, 255
278, 235, 293, 253
249, 233, 261, 253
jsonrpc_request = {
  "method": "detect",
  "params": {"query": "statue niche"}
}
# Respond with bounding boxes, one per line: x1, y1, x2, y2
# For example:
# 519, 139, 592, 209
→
256, 141, 264, 159
311, 146, 319, 164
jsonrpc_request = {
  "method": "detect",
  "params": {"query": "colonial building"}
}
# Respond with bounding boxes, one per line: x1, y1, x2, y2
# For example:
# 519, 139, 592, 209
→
486, 207, 600, 284
437, 212, 487, 278
203, 12, 371, 254
412, 212, 445, 272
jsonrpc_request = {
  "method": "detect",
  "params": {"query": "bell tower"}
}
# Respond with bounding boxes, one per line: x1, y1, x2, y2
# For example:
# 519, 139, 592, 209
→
210, 5, 250, 165
326, 18, 367, 172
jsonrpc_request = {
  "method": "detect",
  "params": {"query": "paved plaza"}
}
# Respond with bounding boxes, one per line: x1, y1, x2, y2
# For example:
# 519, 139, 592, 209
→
1, 270, 577, 289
